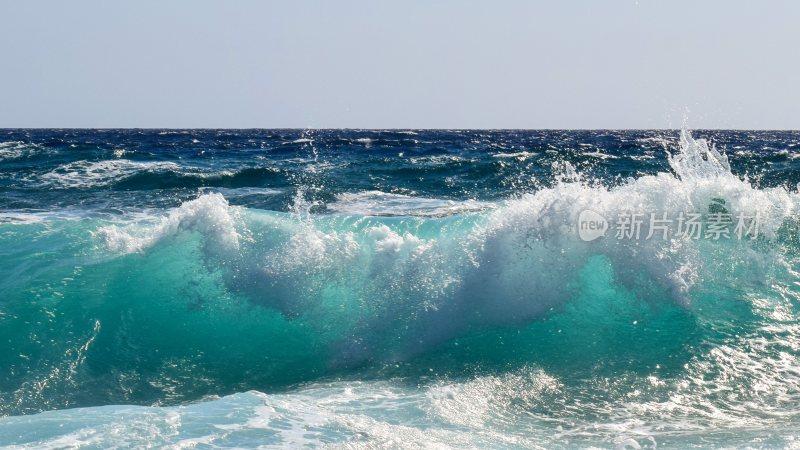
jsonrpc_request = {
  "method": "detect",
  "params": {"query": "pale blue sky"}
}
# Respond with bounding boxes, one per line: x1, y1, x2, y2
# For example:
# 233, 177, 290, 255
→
1, 1, 798, 129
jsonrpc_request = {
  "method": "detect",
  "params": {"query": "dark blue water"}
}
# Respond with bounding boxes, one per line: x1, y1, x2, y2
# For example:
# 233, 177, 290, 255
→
3, 129, 798, 215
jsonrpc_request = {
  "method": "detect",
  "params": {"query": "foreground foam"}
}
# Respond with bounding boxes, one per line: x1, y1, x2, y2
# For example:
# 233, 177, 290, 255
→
4, 360, 800, 449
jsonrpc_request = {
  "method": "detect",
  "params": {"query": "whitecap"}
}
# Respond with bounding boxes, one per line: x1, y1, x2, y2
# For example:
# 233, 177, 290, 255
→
329, 191, 494, 217
39, 160, 182, 189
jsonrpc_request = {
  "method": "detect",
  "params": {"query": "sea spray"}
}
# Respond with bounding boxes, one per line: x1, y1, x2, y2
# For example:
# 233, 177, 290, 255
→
78, 128, 800, 370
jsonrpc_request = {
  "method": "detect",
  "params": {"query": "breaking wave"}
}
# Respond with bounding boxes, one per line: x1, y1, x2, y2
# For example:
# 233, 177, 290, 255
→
3, 129, 800, 448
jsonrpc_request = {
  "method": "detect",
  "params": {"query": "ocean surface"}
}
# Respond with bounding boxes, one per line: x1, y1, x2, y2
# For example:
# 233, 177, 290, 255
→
1, 128, 800, 448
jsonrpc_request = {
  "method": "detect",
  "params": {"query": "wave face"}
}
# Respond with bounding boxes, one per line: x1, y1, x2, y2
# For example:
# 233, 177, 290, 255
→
2, 129, 800, 448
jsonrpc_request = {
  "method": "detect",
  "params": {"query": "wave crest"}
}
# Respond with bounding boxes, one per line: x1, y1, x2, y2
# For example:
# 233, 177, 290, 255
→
91, 129, 800, 370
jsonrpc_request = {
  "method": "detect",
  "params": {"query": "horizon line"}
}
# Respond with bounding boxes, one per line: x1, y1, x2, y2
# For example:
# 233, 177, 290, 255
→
3, 127, 799, 132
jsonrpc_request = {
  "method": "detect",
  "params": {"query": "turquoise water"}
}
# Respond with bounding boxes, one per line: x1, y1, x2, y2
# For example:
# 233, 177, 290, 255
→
1, 129, 800, 448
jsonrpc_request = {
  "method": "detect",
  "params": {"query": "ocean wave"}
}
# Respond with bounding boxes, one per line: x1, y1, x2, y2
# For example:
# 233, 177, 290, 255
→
89, 130, 800, 370
408, 155, 473, 165
328, 191, 494, 217
0, 141, 44, 160
4, 129, 800, 440
0, 212, 49, 224
491, 151, 538, 160
98, 193, 242, 254
199, 186, 284, 198
32, 160, 288, 191
580, 150, 619, 160
39, 160, 185, 189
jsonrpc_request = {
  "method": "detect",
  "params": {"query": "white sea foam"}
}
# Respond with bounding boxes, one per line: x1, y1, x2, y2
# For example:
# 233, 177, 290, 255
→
636, 136, 673, 147
329, 191, 494, 217
0, 210, 90, 224
98, 193, 241, 254
199, 187, 283, 198
0, 141, 42, 160
492, 151, 538, 160
36, 159, 233, 188
39, 160, 183, 188
5, 359, 796, 449
408, 155, 472, 165
0, 212, 48, 224
581, 150, 619, 159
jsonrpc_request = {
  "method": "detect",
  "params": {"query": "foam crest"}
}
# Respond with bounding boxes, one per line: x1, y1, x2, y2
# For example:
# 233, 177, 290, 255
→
0, 141, 43, 160
98, 193, 240, 254
329, 191, 494, 217
40, 159, 183, 188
